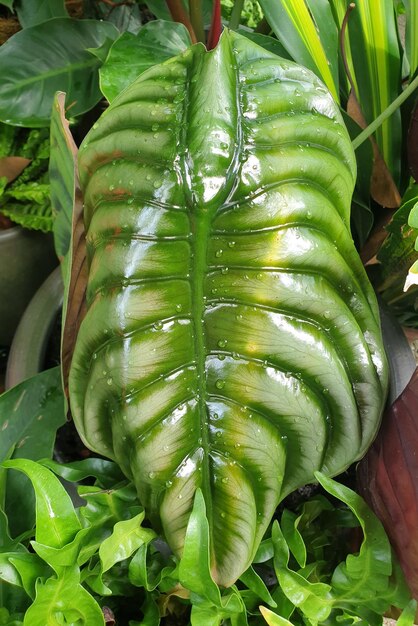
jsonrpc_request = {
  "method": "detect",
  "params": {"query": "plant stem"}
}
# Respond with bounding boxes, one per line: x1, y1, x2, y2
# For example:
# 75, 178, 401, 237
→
189, 0, 205, 43
229, 0, 245, 30
166, 0, 197, 44
352, 74, 418, 150
207, 0, 222, 49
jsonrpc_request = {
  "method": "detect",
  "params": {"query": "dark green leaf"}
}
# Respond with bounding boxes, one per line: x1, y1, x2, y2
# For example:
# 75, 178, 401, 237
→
101, 3, 143, 35
236, 29, 292, 60
0, 18, 118, 127
350, 193, 374, 250
99, 20, 192, 102
239, 566, 276, 607
378, 183, 418, 289
14, 0, 68, 28
144, 0, 174, 20
2, 460, 81, 549
41, 457, 125, 487
137, 593, 160, 625
129, 542, 175, 591
0, 367, 65, 463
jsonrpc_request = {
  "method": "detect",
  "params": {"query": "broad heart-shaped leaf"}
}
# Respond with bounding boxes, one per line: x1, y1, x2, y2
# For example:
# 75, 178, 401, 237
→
69, 30, 388, 587
0, 18, 118, 127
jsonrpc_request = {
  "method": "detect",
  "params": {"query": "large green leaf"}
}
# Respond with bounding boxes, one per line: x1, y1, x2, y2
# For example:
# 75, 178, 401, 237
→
69, 31, 388, 587
0, 367, 65, 538
0, 18, 118, 127
14, 0, 68, 28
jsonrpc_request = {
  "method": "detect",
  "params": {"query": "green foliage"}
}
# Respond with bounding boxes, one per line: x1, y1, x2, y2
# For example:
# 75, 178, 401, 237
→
99, 20, 192, 103
14, 0, 68, 28
0, 461, 413, 624
222, 0, 263, 29
0, 18, 118, 127
0, 126, 53, 232
373, 183, 418, 325
0, 367, 65, 539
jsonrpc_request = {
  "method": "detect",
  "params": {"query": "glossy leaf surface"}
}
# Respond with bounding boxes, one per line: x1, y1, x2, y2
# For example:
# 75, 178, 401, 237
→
100, 20, 192, 103
0, 18, 118, 127
70, 31, 388, 586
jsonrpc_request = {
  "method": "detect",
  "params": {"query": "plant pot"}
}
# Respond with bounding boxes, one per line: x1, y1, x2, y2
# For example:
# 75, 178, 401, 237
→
0, 226, 58, 347
5, 265, 63, 389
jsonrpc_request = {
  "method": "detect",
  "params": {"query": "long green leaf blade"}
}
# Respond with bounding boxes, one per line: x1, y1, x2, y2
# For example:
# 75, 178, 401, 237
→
404, 0, 418, 78
346, 0, 402, 182
257, 0, 339, 101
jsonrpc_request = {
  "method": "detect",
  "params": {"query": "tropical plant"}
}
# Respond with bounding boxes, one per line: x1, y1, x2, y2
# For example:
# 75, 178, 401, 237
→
0, 125, 53, 231
67, 27, 389, 589
0, 0, 417, 624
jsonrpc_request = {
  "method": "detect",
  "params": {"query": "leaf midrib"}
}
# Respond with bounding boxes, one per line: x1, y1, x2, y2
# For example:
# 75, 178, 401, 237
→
0, 57, 99, 95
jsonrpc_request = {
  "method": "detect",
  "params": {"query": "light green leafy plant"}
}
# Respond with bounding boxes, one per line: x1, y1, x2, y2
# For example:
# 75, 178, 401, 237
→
0, 457, 414, 625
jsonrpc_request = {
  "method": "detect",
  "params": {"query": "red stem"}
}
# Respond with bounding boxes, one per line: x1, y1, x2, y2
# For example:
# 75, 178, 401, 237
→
207, 0, 222, 50
166, 0, 197, 44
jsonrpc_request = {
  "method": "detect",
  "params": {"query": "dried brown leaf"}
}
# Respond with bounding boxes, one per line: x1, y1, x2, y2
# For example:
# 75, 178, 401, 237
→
0, 156, 31, 183
347, 92, 401, 209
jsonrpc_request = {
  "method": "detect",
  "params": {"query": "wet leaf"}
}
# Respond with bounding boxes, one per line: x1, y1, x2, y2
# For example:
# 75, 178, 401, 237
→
70, 30, 388, 587
2, 459, 81, 549
100, 20, 192, 103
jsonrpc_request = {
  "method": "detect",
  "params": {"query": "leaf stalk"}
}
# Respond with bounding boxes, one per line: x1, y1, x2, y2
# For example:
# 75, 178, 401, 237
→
352, 74, 418, 151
